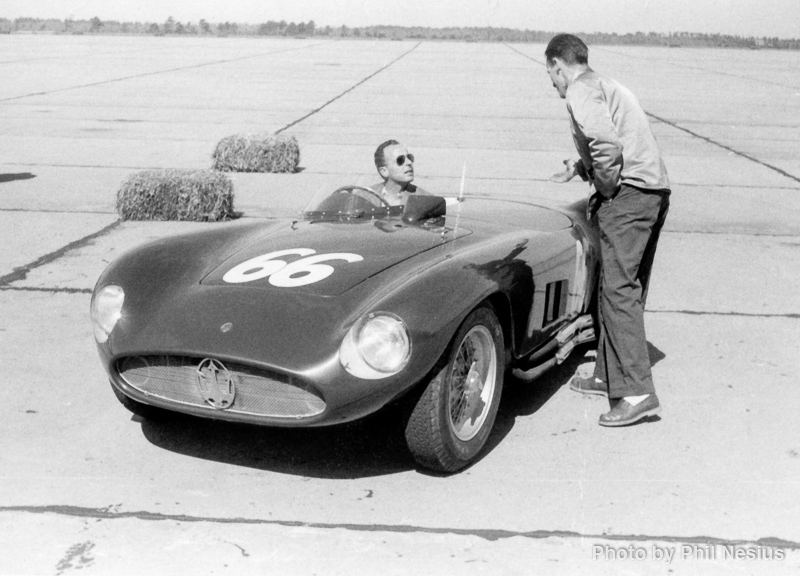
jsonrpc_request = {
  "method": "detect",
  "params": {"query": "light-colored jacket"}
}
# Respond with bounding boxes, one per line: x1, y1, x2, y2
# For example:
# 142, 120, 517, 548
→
566, 70, 670, 199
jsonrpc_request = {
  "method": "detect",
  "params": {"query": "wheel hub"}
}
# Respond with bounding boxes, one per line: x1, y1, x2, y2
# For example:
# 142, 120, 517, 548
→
448, 326, 497, 441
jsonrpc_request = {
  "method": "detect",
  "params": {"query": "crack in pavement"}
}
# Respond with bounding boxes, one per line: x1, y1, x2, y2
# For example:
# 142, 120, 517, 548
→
2, 505, 798, 549
0, 220, 121, 287
274, 41, 422, 134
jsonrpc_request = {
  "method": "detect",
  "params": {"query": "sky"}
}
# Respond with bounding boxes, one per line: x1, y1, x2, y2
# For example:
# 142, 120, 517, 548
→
2, 0, 799, 38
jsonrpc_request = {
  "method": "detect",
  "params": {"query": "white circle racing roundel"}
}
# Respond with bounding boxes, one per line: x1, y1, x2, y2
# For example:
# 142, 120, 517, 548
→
222, 249, 364, 287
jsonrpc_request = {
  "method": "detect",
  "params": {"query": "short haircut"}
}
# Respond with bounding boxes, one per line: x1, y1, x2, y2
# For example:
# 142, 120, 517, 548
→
374, 139, 399, 170
545, 34, 589, 66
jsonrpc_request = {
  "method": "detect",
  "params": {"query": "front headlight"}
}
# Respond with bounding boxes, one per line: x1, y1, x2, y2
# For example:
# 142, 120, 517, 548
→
339, 312, 411, 379
91, 285, 124, 343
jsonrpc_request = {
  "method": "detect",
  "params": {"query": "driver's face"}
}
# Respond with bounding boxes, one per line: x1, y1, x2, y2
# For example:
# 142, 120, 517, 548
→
380, 144, 414, 185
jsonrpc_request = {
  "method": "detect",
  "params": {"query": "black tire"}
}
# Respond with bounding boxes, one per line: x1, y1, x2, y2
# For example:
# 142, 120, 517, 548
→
111, 382, 170, 421
405, 305, 505, 473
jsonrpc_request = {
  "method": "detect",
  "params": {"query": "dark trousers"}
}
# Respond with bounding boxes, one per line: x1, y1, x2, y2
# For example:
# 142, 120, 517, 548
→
594, 184, 670, 399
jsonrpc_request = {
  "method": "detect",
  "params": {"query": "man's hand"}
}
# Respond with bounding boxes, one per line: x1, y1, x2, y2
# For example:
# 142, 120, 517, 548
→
550, 159, 577, 183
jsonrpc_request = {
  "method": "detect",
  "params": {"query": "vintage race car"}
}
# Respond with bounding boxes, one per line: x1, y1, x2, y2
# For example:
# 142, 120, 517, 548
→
91, 185, 599, 472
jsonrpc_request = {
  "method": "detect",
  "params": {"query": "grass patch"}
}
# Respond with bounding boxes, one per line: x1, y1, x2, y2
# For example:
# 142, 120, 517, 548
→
212, 133, 300, 173
116, 169, 235, 221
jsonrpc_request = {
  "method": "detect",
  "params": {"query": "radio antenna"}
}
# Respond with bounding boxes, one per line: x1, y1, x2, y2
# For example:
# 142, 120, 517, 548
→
451, 161, 466, 240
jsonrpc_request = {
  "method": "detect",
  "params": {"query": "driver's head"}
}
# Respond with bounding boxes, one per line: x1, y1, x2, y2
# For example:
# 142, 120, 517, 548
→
374, 140, 415, 188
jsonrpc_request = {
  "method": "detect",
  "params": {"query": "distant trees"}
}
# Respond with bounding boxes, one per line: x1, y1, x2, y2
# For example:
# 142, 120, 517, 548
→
0, 16, 797, 49
256, 20, 315, 37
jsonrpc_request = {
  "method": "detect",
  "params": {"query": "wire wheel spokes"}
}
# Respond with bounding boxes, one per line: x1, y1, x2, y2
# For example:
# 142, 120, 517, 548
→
448, 325, 497, 441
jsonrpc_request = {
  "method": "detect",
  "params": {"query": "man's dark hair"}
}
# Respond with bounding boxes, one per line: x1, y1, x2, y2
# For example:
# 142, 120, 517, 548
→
374, 139, 399, 170
545, 34, 589, 66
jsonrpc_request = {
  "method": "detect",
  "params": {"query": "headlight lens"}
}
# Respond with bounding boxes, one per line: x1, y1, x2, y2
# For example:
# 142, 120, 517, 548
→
340, 312, 411, 379
91, 285, 124, 343
357, 314, 411, 372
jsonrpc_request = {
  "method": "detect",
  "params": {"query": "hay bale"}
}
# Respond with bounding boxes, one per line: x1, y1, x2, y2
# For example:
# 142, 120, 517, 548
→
212, 133, 300, 173
116, 169, 235, 221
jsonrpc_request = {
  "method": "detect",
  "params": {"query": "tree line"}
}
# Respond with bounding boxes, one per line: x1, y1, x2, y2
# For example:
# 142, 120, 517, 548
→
2, 16, 797, 50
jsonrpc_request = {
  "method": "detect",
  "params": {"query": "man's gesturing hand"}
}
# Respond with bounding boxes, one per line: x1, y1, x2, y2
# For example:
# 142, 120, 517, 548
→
550, 159, 577, 183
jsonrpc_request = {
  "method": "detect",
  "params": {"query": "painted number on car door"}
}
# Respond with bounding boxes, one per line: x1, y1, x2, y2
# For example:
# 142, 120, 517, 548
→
222, 249, 363, 287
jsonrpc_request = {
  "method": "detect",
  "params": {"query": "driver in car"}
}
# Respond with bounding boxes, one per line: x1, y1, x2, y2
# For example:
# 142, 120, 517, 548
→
371, 140, 430, 206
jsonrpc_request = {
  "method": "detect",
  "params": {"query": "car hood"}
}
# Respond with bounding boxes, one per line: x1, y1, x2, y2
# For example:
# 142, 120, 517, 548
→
201, 220, 471, 297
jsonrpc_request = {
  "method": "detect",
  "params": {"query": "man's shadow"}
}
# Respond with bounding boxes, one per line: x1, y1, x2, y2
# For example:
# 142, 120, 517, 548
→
0, 172, 36, 184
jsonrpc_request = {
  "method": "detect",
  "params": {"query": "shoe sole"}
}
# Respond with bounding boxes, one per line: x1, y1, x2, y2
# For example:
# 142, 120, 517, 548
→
598, 405, 661, 427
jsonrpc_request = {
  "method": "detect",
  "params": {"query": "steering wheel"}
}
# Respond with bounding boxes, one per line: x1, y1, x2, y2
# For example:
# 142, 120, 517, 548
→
333, 185, 391, 209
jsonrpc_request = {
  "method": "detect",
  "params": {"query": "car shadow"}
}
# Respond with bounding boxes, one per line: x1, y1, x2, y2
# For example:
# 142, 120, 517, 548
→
0, 172, 36, 183
139, 402, 416, 479
139, 341, 666, 478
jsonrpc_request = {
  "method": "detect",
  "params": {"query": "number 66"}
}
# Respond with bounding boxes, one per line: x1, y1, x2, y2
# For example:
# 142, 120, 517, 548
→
222, 249, 363, 287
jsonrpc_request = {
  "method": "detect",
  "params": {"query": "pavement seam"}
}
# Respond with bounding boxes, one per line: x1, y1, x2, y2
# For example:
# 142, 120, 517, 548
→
0, 220, 122, 287
275, 42, 422, 134
0, 286, 92, 294
648, 309, 800, 319
0, 208, 116, 215
1, 505, 797, 549
504, 43, 545, 65
644, 111, 800, 185
593, 46, 799, 91
5, 165, 800, 192
503, 44, 800, 187
0, 41, 335, 103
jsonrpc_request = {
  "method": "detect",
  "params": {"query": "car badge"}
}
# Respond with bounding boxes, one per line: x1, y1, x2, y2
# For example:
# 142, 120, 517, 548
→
196, 358, 236, 410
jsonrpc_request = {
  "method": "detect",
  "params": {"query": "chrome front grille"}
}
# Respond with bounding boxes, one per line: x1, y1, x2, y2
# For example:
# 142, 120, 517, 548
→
116, 355, 325, 418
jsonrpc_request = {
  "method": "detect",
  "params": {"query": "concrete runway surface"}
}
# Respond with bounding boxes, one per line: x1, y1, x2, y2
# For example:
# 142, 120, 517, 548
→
1, 35, 799, 575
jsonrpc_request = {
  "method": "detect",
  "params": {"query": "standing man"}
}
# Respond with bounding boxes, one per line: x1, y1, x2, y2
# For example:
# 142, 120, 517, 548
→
545, 34, 671, 427
372, 140, 429, 206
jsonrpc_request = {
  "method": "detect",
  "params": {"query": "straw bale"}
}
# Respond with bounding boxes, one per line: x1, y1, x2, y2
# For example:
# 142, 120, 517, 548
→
116, 169, 235, 221
212, 133, 300, 173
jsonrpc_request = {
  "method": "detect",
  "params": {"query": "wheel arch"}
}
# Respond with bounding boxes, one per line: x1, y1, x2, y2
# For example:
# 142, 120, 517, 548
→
483, 292, 513, 369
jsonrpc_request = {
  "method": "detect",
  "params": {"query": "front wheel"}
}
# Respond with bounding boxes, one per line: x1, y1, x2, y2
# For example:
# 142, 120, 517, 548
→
405, 305, 505, 473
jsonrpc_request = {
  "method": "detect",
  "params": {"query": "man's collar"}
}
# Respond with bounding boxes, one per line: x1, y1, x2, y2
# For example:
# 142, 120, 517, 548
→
382, 182, 417, 196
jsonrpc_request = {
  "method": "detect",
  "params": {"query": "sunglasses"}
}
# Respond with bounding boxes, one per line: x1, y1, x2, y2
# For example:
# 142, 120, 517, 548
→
395, 153, 414, 166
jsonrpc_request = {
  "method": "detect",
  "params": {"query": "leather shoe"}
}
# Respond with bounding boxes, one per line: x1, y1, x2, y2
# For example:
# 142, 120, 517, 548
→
599, 395, 661, 427
569, 375, 608, 397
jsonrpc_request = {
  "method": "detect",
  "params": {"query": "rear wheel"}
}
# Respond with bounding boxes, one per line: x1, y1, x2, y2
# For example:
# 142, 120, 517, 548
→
405, 305, 505, 473
111, 382, 170, 421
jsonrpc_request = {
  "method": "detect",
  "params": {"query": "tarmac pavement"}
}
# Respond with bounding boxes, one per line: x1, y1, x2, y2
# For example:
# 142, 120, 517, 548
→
1, 35, 799, 575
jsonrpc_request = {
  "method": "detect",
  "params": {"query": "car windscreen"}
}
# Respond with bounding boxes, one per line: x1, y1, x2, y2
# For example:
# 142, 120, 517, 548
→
302, 185, 401, 221
301, 186, 575, 231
